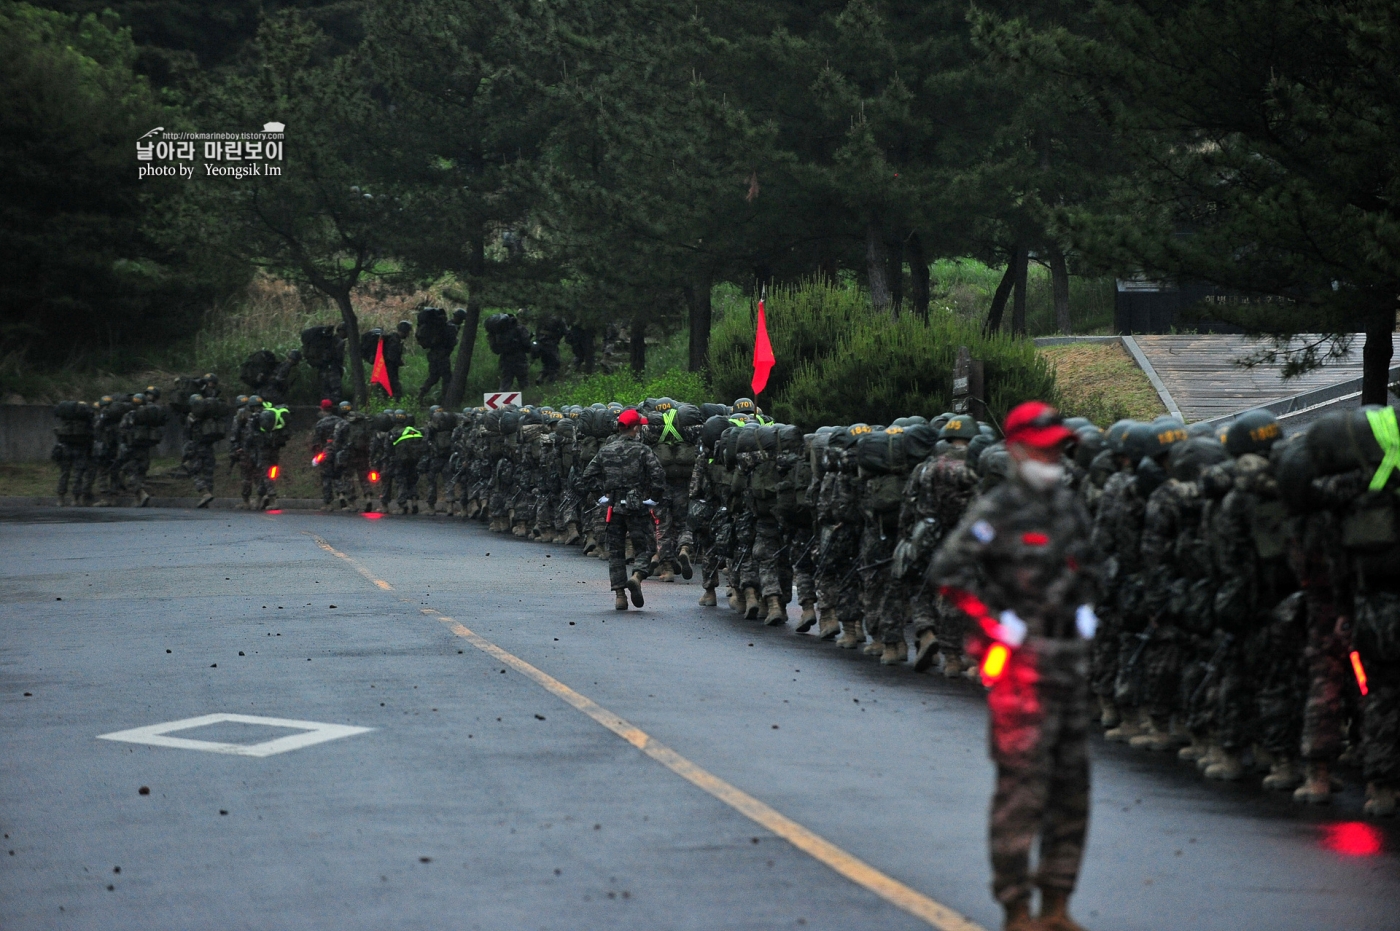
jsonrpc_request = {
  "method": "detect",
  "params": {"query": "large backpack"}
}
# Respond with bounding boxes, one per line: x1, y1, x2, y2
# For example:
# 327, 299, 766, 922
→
53, 402, 92, 441
301, 325, 336, 365
239, 350, 277, 389
415, 307, 451, 349
257, 406, 291, 447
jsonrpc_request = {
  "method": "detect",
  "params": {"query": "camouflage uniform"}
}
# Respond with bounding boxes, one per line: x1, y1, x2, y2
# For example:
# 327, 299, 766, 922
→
1289, 491, 1352, 765
52, 404, 95, 503
311, 412, 347, 505
930, 477, 1099, 910
1088, 470, 1146, 708
1137, 476, 1202, 730
578, 433, 666, 590
422, 411, 460, 511
897, 447, 978, 658
814, 448, 864, 636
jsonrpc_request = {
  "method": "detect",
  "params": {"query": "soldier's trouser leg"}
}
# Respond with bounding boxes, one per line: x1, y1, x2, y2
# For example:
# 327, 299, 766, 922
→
1301, 590, 1349, 762
988, 638, 1090, 907
74, 449, 94, 500
319, 464, 335, 503
319, 366, 343, 404
753, 515, 786, 600
792, 522, 817, 607
123, 448, 151, 493
607, 511, 655, 590
239, 458, 257, 500
56, 446, 74, 496
397, 463, 420, 505
873, 567, 907, 645
1255, 617, 1306, 758
819, 525, 863, 623
192, 443, 217, 495
1090, 609, 1122, 698
1214, 639, 1256, 753
909, 579, 939, 640
1361, 661, 1400, 787
936, 592, 967, 657
655, 482, 687, 568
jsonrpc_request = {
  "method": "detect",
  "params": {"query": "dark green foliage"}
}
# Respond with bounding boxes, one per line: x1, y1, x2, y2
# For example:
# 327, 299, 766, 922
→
710, 279, 1055, 429
0, 3, 248, 365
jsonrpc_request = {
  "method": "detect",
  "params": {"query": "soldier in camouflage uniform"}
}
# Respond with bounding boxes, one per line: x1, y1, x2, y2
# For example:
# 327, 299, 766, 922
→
856, 425, 913, 664
421, 406, 460, 514
900, 416, 980, 674
91, 394, 130, 506
185, 393, 229, 508
818, 429, 867, 649
930, 402, 1099, 931
52, 401, 95, 506
686, 416, 731, 607
578, 408, 666, 610
390, 411, 426, 514
117, 391, 167, 507
311, 400, 347, 510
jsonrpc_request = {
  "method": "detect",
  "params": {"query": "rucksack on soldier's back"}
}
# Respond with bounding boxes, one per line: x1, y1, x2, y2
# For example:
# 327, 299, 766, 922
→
301, 325, 336, 365
415, 307, 450, 348
240, 349, 277, 389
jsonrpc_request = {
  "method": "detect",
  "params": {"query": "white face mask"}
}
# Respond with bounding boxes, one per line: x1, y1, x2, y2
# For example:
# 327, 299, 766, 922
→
1018, 459, 1065, 491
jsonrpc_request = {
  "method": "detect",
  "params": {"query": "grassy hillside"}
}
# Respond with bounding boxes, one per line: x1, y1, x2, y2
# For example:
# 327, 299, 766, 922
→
1040, 342, 1168, 423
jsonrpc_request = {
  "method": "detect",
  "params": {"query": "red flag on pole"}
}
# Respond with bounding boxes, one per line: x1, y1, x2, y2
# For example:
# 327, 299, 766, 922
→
752, 298, 775, 395
370, 336, 393, 397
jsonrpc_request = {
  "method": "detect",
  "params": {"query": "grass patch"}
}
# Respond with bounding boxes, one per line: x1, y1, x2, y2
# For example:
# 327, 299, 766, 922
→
1040, 342, 1167, 425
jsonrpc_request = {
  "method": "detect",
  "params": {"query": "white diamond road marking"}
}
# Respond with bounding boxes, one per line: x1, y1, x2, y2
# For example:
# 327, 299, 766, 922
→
97, 713, 374, 758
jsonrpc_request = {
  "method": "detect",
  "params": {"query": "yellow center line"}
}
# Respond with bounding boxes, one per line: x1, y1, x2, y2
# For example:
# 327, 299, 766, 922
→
306, 532, 986, 931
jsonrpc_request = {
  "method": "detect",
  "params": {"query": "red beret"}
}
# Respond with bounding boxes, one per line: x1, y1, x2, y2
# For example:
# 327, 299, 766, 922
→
617, 408, 643, 428
320, 399, 333, 410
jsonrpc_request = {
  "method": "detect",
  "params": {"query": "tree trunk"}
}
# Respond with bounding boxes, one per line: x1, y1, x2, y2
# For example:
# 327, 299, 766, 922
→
1361, 301, 1396, 405
630, 317, 647, 374
866, 215, 891, 313
684, 269, 713, 373
983, 256, 1017, 335
334, 290, 367, 406
888, 234, 904, 319
445, 236, 486, 408
907, 231, 930, 322
1010, 245, 1029, 336
1050, 249, 1071, 335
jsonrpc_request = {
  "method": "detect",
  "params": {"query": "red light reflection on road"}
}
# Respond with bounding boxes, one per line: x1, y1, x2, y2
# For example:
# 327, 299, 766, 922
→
1319, 822, 1383, 857
362, 512, 383, 520
265, 509, 282, 515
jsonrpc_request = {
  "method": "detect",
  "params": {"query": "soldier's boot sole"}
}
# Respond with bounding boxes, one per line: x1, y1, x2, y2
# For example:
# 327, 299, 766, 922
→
1364, 782, 1397, 818
197, 494, 215, 509
763, 596, 787, 627
626, 573, 645, 608
795, 602, 817, 633
614, 591, 629, 611
136, 490, 152, 507
817, 613, 841, 641
743, 588, 762, 620
698, 588, 717, 607
1262, 760, 1304, 791
879, 641, 908, 665
677, 547, 694, 580
912, 631, 939, 671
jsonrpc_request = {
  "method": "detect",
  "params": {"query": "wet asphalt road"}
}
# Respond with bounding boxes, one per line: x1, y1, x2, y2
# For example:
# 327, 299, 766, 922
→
1, 508, 1396, 931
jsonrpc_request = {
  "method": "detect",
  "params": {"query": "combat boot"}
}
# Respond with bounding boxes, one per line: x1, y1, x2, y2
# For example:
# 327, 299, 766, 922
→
195, 493, 214, 509
563, 522, 581, 546
1130, 716, 1181, 751
941, 653, 964, 679
727, 588, 742, 611
1104, 708, 1146, 743
626, 571, 645, 608
880, 641, 908, 666
835, 619, 865, 649
1196, 742, 1223, 773
677, 545, 694, 580
763, 595, 787, 627
614, 590, 629, 611
136, 489, 152, 507
657, 565, 676, 583
1294, 762, 1333, 804
795, 601, 817, 633
743, 587, 762, 620
511, 521, 528, 536
57, 493, 70, 507
261, 494, 276, 511
912, 630, 939, 671
1205, 750, 1246, 781
1364, 782, 1397, 818
862, 638, 884, 656
816, 607, 841, 641
698, 587, 717, 607
1099, 696, 1122, 730
1262, 758, 1303, 791
1001, 898, 1036, 931
93, 497, 113, 507
1038, 889, 1088, 931
320, 500, 335, 512
465, 499, 481, 518
1178, 735, 1208, 762
489, 518, 506, 532
236, 494, 251, 511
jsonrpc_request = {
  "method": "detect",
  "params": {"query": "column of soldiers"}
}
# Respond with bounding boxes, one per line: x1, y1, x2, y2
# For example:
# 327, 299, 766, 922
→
49, 382, 1398, 826
50, 386, 171, 507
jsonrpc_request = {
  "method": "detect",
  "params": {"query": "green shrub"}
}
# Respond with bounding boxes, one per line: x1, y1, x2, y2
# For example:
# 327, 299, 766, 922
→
710, 279, 1058, 429
538, 368, 708, 408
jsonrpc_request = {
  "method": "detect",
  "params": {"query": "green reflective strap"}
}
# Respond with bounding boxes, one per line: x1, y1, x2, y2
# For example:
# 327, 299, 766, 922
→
660, 409, 684, 445
394, 426, 424, 445
1366, 407, 1400, 492
728, 417, 746, 427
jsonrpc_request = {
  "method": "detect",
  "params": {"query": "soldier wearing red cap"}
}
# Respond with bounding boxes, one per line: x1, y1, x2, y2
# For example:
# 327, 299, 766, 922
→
929, 401, 1100, 931
578, 407, 667, 610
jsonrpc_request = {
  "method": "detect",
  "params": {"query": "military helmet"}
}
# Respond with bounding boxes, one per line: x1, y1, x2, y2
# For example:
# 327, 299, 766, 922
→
131, 393, 146, 405
338, 401, 354, 414
248, 395, 263, 407
428, 404, 442, 414
203, 373, 218, 384
236, 395, 249, 406
189, 394, 203, 407
1105, 419, 1136, 454
1062, 416, 1094, 432
1168, 436, 1229, 482
731, 397, 756, 415
1073, 426, 1105, 469
1187, 421, 1215, 438
452, 308, 468, 324
100, 395, 113, 406
144, 386, 161, 401
1226, 409, 1282, 456
1120, 423, 1159, 463
397, 320, 412, 334
287, 350, 302, 363
939, 415, 979, 440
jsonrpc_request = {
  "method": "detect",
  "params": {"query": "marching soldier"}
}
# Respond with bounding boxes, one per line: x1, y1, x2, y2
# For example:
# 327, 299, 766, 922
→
578, 408, 666, 610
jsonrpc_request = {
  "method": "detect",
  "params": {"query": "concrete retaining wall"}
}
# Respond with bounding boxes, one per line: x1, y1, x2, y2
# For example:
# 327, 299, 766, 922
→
0, 404, 322, 462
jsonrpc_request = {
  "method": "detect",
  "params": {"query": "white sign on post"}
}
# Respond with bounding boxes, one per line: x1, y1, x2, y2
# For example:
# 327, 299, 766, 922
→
483, 392, 522, 410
